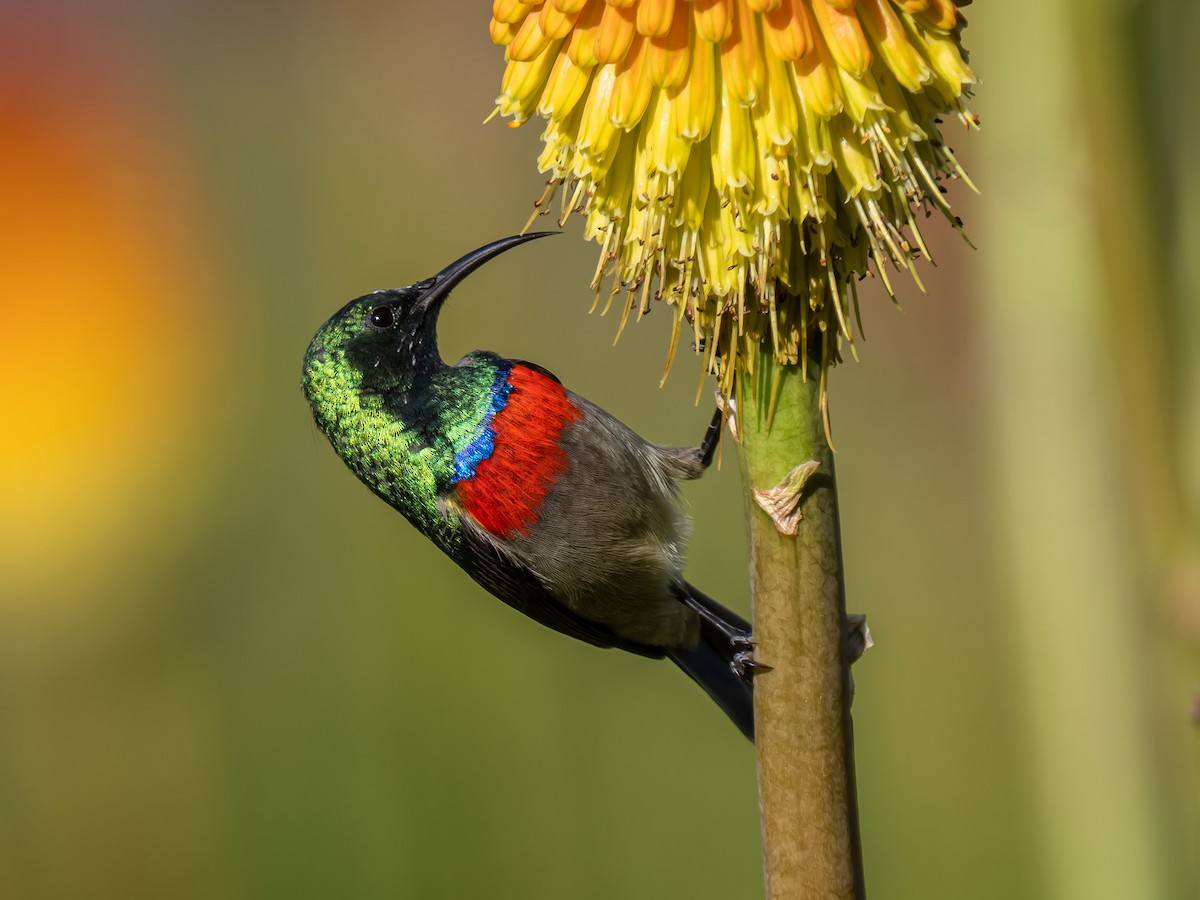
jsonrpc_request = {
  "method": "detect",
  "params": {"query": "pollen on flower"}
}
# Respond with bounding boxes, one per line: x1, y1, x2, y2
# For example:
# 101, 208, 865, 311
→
490, 0, 978, 409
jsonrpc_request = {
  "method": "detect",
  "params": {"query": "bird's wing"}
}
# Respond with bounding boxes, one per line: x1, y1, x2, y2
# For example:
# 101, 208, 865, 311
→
456, 520, 664, 659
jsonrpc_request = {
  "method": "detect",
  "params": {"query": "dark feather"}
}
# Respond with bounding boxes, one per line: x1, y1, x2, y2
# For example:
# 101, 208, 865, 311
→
666, 642, 754, 741
459, 524, 664, 659
463, 517, 754, 740
667, 582, 754, 741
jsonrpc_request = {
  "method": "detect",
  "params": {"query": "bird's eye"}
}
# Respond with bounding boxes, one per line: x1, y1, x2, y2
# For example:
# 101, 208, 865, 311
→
367, 305, 395, 329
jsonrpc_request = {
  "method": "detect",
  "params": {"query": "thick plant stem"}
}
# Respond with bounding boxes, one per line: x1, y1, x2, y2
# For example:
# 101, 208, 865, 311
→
734, 353, 864, 900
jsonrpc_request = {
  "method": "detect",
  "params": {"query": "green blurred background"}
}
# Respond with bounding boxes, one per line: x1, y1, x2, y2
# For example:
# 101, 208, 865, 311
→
1, 2, 1196, 897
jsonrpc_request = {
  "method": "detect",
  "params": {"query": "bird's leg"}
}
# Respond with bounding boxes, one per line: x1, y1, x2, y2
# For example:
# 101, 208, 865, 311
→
680, 593, 754, 648
698, 406, 723, 470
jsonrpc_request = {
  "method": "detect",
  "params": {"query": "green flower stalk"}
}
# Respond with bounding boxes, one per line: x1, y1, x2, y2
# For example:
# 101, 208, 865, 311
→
491, 0, 977, 419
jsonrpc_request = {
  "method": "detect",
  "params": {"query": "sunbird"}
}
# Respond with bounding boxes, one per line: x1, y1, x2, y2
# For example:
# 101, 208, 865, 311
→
301, 234, 758, 739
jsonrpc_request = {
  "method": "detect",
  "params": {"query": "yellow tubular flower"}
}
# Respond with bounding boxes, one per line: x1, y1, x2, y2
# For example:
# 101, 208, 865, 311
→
491, 0, 977, 402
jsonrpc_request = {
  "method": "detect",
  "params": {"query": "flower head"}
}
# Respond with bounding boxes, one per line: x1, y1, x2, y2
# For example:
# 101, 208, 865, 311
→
491, 0, 977, 403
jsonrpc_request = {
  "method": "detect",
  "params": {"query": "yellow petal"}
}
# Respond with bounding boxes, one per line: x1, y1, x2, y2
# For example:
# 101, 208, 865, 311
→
611, 35, 654, 127
675, 145, 712, 230
876, 74, 928, 144
751, 125, 789, 216
539, 1, 580, 39
916, 0, 958, 31
829, 116, 881, 197
640, 87, 692, 175
710, 72, 756, 190
508, 12, 551, 62
490, 17, 520, 45
538, 44, 593, 119
747, 0, 783, 11
493, 0, 538, 26
792, 33, 843, 119
622, 199, 655, 261
646, 2, 691, 88
673, 35, 717, 141
787, 166, 818, 221
567, 0, 606, 66
696, 211, 726, 293
836, 65, 884, 123
498, 42, 561, 121
536, 120, 571, 174
759, 49, 799, 146
720, 0, 766, 105
763, 0, 812, 61
797, 99, 834, 169
693, 0, 733, 44
635, 0, 675, 37
591, 129, 637, 218
573, 123, 624, 181
595, 1, 637, 64
578, 62, 622, 155
923, 29, 975, 98
810, 0, 872, 78
858, 0, 931, 92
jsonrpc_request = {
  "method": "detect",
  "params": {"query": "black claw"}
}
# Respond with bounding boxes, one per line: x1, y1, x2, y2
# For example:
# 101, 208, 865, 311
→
731, 632, 755, 650
732, 651, 772, 680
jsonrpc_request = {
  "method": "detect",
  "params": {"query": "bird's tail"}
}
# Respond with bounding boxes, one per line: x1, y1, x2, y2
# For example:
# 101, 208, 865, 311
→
665, 582, 755, 742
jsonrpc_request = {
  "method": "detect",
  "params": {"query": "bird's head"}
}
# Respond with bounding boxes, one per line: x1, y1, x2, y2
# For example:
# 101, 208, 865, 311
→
302, 232, 555, 400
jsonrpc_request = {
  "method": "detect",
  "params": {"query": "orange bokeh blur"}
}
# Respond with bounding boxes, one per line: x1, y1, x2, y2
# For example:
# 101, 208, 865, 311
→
0, 14, 222, 602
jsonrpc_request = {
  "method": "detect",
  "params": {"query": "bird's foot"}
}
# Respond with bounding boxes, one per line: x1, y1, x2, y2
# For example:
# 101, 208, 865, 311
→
726, 615, 869, 687
846, 613, 873, 665
732, 651, 773, 680
844, 613, 873, 707
730, 630, 754, 650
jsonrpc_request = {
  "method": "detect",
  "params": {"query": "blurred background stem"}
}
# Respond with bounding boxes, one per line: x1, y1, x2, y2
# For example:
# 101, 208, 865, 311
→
975, 2, 1197, 896
735, 348, 864, 900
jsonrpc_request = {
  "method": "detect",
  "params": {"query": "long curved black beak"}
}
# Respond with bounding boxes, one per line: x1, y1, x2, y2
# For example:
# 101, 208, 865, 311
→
416, 232, 558, 315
